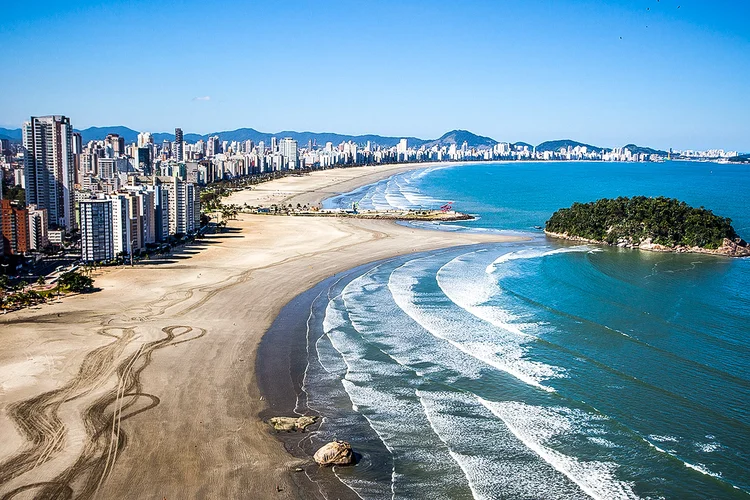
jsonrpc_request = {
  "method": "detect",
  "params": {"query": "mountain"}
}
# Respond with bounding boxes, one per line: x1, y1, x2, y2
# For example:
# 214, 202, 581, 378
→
423, 129, 497, 149
536, 139, 609, 153
622, 144, 668, 156
0, 128, 22, 142
728, 154, 750, 164
77, 126, 140, 143
196, 128, 427, 148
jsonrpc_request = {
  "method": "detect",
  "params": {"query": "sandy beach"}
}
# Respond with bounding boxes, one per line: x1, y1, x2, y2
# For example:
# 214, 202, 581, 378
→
0, 162, 524, 499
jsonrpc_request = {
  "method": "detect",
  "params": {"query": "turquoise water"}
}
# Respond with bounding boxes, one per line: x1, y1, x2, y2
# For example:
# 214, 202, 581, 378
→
310, 161, 750, 499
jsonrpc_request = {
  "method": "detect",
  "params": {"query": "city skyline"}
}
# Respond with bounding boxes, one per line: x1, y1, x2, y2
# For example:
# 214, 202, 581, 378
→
1, 0, 749, 151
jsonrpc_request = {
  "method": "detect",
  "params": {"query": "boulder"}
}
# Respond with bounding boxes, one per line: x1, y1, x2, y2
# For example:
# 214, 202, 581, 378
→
268, 415, 318, 432
313, 440, 354, 466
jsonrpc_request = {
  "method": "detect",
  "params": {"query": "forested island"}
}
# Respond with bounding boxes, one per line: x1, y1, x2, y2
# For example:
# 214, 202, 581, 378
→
545, 196, 750, 257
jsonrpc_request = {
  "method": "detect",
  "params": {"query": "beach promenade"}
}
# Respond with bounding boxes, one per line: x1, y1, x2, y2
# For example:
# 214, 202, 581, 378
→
0, 163, 523, 499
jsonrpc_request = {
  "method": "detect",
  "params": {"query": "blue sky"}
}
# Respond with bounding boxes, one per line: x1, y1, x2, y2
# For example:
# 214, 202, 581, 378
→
1, 0, 748, 150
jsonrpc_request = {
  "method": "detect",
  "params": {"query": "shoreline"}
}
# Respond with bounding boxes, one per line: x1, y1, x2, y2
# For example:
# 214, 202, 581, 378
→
0, 161, 525, 499
545, 231, 750, 257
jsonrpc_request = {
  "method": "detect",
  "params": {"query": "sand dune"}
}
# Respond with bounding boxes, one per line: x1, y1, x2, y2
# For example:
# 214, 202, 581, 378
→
0, 163, 523, 499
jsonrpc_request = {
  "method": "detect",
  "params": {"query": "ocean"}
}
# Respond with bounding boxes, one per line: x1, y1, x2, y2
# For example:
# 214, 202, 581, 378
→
298, 161, 750, 499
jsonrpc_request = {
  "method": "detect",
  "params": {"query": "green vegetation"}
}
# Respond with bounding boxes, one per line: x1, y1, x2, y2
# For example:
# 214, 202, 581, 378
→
622, 144, 668, 156
545, 196, 739, 249
535, 139, 607, 153
1, 179, 25, 204
728, 154, 750, 164
58, 271, 95, 293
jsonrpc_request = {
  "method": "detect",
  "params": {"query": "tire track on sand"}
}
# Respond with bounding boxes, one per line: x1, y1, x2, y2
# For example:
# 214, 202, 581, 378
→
0, 326, 205, 500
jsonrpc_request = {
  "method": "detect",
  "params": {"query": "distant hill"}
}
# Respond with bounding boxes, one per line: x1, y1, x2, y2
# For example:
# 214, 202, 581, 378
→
194, 128, 427, 148
0, 128, 22, 141
622, 144, 668, 156
423, 129, 497, 149
728, 154, 750, 164
536, 139, 609, 153
78, 126, 140, 143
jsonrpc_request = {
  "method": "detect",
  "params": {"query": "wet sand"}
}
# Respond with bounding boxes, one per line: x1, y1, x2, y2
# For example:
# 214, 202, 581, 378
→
0, 162, 524, 499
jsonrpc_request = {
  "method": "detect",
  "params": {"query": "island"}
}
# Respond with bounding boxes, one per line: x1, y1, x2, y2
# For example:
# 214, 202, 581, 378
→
545, 196, 750, 257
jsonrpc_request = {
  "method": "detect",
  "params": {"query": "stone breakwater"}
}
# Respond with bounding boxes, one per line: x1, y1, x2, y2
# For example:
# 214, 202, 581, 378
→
545, 231, 750, 257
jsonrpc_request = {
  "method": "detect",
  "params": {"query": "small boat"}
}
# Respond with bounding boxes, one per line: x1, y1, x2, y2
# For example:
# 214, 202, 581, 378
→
534, 225, 543, 230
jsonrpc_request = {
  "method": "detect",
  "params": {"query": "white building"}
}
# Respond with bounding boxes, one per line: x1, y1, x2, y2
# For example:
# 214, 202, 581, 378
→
23, 115, 76, 230
80, 199, 114, 262
279, 138, 298, 170
27, 205, 49, 251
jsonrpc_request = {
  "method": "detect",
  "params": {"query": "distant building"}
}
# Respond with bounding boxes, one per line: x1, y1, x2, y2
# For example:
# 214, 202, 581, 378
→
137, 131, 153, 148
137, 147, 152, 174
174, 128, 184, 161
23, 115, 76, 230
279, 138, 299, 170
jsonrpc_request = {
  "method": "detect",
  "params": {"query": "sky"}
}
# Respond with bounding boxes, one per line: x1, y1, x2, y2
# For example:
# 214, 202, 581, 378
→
1, 0, 748, 151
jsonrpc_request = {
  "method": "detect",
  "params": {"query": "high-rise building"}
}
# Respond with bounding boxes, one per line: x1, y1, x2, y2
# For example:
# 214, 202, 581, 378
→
279, 138, 299, 170
174, 128, 184, 161
207, 135, 220, 157
150, 183, 170, 242
27, 205, 49, 251
1, 199, 30, 255
23, 115, 75, 230
109, 194, 131, 256
71, 132, 82, 154
137, 147, 152, 175
137, 131, 153, 148
164, 178, 200, 235
79, 199, 114, 262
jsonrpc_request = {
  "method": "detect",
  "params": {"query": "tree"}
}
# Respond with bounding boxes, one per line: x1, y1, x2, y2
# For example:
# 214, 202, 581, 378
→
58, 271, 95, 293
36, 276, 46, 286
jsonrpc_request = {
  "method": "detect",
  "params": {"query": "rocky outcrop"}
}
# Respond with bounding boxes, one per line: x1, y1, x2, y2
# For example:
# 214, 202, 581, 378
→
268, 415, 318, 432
313, 440, 354, 466
545, 232, 750, 257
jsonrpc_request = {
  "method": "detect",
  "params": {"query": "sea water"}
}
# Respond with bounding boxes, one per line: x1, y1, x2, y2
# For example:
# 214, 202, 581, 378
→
306, 161, 750, 499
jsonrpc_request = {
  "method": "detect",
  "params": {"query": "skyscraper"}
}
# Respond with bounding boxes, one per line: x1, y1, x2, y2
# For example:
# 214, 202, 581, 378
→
79, 199, 114, 262
23, 115, 75, 230
279, 138, 298, 170
1, 199, 30, 255
174, 128, 184, 161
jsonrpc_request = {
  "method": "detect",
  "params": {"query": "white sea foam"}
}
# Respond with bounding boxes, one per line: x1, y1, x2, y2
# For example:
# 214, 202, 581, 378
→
695, 441, 722, 453
479, 398, 640, 500
588, 437, 620, 448
388, 253, 561, 390
683, 461, 723, 479
322, 292, 472, 498
648, 434, 680, 444
485, 245, 594, 274
418, 390, 591, 499
340, 265, 486, 381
